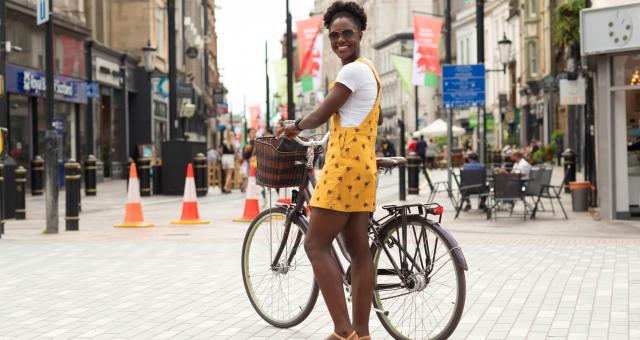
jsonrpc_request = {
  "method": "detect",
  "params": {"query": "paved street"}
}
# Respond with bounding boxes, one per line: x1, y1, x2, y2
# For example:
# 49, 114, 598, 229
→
1, 169, 640, 339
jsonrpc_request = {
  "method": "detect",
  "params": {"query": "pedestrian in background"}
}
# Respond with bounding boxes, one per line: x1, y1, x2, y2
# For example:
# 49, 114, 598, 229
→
381, 135, 395, 157
241, 128, 257, 192
283, 2, 377, 338
417, 135, 427, 168
426, 138, 437, 169
407, 136, 417, 153
221, 130, 236, 193
462, 152, 487, 211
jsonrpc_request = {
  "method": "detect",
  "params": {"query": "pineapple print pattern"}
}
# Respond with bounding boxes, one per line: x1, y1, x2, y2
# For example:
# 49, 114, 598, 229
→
310, 58, 381, 213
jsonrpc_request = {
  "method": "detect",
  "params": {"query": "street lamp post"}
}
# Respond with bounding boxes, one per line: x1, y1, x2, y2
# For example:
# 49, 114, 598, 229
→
483, 33, 512, 162
286, 0, 295, 120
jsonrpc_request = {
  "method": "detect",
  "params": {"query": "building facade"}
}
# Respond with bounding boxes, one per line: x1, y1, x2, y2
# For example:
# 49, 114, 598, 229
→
581, 0, 640, 221
452, 0, 521, 150
0, 0, 222, 183
1, 0, 89, 178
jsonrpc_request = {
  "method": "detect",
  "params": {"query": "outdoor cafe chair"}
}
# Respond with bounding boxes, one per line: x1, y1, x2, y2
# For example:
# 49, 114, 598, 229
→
525, 166, 553, 212
530, 165, 571, 220
453, 169, 489, 219
425, 167, 457, 207
487, 172, 527, 220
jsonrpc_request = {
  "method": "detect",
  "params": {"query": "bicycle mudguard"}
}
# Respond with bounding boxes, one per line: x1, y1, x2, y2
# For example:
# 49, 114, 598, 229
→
429, 221, 468, 271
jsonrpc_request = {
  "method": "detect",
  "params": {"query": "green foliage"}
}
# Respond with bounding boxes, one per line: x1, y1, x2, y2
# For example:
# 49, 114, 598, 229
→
553, 0, 585, 47
545, 143, 558, 156
551, 129, 564, 141
533, 150, 544, 163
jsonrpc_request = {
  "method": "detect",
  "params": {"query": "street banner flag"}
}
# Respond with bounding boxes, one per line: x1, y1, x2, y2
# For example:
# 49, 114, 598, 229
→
391, 55, 413, 96
272, 59, 296, 102
296, 16, 323, 93
412, 15, 443, 88
249, 105, 261, 129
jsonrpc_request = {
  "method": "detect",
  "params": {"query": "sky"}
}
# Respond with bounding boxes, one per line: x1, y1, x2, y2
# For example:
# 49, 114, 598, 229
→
217, 0, 316, 116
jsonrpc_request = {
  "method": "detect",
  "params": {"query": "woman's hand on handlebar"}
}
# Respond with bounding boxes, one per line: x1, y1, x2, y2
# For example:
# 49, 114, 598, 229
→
283, 124, 301, 139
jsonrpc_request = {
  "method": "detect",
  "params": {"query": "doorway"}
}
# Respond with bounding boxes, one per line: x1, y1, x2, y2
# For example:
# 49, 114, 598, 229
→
100, 94, 112, 177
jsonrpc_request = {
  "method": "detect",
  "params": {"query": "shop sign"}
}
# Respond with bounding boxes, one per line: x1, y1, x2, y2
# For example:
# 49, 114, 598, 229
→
95, 57, 122, 88
6, 64, 87, 104
217, 102, 228, 114
20, 70, 77, 98
559, 78, 586, 105
581, 4, 640, 56
156, 76, 169, 97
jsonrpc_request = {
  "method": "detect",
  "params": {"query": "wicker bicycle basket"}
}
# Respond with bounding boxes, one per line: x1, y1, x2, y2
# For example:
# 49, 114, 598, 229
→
255, 136, 323, 188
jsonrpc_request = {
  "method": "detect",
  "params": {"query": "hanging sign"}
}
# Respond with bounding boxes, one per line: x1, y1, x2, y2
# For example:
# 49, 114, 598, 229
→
412, 15, 443, 88
37, 0, 50, 25
296, 16, 323, 92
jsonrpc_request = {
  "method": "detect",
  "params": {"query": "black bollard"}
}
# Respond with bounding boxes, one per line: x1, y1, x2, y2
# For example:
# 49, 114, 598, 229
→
64, 160, 81, 231
15, 166, 26, 220
152, 162, 162, 195
137, 157, 152, 197
84, 155, 97, 196
31, 156, 44, 196
407, 152, 420, 195
562, 149, 576, 193
193, 153, 208, 197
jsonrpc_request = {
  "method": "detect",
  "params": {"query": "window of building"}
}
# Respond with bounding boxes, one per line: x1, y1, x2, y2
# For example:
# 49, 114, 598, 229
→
527, 40, 538, 76
527, 0, 537, 18
156, 8, 164, 56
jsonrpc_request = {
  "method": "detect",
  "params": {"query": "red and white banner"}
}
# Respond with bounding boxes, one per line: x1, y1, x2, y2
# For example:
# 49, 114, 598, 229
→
249, 105, 261, 129
296, 16, 323, 92
412, 15, 443, 86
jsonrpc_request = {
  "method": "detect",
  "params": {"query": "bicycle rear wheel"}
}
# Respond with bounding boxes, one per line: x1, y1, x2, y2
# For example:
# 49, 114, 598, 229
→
371, 216, 466, 340
241, 207, 319, 328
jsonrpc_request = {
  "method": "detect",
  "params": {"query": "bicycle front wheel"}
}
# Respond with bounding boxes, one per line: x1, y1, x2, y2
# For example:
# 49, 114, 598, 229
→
241, 207, 319, 328
371, 216, 466, 340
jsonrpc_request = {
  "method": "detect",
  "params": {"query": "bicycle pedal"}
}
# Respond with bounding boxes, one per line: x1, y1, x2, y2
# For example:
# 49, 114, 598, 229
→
372, 307, 389, 316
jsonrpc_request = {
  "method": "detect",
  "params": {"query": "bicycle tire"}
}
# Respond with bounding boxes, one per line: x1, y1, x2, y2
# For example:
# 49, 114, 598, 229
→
241, 207, 319, 328
371, 215, 466, 340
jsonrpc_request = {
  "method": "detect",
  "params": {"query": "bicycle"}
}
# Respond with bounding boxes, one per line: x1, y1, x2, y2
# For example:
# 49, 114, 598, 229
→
241, 132, 468, 340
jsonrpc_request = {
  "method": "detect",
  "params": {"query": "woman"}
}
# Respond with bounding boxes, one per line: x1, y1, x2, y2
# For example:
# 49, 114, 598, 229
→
284, 2, 379, 339
221, 130, 236, 193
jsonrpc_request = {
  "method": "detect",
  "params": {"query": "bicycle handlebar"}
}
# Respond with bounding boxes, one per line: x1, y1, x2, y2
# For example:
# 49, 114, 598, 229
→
280, 120, 330, 147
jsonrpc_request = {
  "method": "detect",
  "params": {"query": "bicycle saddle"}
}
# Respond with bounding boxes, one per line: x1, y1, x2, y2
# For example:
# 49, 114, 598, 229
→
376, 157, 407, 169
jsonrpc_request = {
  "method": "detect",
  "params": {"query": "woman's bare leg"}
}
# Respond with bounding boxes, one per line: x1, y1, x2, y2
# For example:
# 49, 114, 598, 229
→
342, 212, 373, 337
305, 207, 354, 339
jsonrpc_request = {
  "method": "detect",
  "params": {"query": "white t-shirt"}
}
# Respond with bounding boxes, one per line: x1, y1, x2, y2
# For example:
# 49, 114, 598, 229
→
512, 158, 532, 179
334, 59, 378, 127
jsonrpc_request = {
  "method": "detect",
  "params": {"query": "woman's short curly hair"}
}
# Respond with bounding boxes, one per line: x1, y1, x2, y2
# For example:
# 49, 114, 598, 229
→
323, 1, 367, 31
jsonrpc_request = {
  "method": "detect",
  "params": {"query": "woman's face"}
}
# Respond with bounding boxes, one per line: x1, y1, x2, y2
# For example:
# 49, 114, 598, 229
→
329, 16, 362, 62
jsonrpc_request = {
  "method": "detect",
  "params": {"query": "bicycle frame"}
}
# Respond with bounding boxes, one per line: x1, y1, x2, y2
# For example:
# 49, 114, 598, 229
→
267, 165, 446, 291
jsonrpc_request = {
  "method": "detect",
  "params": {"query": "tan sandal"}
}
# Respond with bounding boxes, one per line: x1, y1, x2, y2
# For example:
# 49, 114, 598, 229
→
332, 330, 357, 340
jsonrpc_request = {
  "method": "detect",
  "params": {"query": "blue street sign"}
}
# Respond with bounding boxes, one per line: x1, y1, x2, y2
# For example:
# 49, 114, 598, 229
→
84, 82, 99, 98
37, 0, 50, 25
442, 64, 486, 109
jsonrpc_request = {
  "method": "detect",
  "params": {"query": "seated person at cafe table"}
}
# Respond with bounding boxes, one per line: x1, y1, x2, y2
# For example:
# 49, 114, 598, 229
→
462, 152, 488, 211
495, 150, 532, 179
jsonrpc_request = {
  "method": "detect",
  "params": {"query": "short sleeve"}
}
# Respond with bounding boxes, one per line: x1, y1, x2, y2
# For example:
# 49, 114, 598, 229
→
335, 62, 370, 92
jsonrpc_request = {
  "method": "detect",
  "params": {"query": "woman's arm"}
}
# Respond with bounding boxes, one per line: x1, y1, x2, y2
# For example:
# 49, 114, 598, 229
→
296, 83, 352, 130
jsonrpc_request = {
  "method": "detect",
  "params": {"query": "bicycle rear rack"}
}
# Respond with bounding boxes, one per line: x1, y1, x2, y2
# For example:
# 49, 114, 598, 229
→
381, 203, 444, 224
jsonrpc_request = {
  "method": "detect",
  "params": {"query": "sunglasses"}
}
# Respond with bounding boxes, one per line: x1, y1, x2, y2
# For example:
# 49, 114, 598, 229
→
329, 29, 359, 42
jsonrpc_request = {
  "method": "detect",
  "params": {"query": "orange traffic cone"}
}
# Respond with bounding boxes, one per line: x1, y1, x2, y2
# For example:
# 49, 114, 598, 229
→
115, 163, 154, 228
172, 163, 209, 225
233, 165, 260, 222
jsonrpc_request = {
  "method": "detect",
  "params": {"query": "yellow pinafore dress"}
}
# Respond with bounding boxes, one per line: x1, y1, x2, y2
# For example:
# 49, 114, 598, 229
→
310, 58, 381, 213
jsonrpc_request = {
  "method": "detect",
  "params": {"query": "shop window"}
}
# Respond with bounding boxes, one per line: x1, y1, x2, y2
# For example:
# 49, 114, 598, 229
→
613, 54, 640, 87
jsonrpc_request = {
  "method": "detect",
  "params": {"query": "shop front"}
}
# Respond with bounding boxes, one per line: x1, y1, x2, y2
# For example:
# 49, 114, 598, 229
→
5, 64, 87, 170
582, 2, 640, 220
